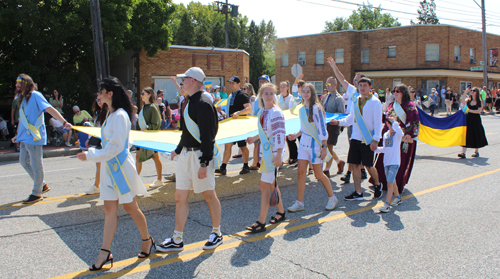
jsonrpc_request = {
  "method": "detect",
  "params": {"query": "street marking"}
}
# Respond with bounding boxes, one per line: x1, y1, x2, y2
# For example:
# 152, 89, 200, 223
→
0, 182, 173, 210
51, 167, 500, 279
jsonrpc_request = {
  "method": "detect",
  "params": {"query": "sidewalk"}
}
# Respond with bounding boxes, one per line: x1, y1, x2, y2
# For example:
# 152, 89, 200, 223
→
0, 141, 81, 163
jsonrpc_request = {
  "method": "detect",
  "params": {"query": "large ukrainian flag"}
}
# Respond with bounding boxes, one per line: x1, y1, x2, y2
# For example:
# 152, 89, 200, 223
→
417, 107, 467, 147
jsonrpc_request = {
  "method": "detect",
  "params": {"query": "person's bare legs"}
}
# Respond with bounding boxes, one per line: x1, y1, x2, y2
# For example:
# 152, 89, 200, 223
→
250, 143, 259, 167
123, 197, 151, 255
136, 152, 143, 175
296, 160, 308, 202
312, 163, 334, 197
240, 146, 249, 164
95, 162, 101, 187
257, 181, 271, 223
324, 144, 339, 171
201, 190, 221, 228
222, 143, 232, 164
367, 166, 379, 185
93, 200, 118, 268
174, 189, 190, 232
352, 164, 362, 193
152, 153, 162, 181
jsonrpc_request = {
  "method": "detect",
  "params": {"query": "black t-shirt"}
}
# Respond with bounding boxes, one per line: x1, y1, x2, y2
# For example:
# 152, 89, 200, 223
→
228, 89, 250, 115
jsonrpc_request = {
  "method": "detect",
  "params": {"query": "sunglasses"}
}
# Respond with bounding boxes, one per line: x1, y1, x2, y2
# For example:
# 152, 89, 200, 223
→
96, 98, 101, 102
74, 110, 80, 113
241, 87, 247, 90
410, 91, 415, 93
181, 77, 193, 82
394, 90, 402, 93
140, 92, 148, 96
325, 83, 332, 86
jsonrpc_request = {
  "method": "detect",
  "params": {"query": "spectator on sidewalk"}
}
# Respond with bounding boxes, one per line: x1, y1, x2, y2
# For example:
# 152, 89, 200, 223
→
49, 89, 64, 115
49, 117, 73, 147
10, 94, 20, 151
0, 116, 8, 141
73, 106, 92, 126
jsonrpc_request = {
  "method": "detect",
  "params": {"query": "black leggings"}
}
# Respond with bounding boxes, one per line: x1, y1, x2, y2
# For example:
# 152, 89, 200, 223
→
286, 136, 300, 160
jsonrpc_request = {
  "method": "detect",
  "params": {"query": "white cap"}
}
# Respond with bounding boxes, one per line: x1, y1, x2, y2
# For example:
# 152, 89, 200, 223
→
177, 67, 206, 83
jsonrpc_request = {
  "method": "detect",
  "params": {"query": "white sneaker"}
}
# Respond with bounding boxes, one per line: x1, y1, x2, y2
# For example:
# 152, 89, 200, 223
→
379, 203, 391, 213
85, 185, 100, 195
150, 180, 163, 187
325, 195, 338, 211
287, 200, 305, 212
390, 197, 402, 207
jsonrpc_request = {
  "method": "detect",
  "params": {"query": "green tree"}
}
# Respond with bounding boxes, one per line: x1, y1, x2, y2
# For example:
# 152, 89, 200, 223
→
248, 20, 265, 89
323, 2, 401, 32
0, 0, 174, 116
260, 20, 277, 77
174, 12, 195, 45
411, 0, 439, 25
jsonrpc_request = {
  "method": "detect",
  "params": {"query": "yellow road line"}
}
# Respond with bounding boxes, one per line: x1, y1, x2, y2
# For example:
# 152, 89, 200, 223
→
0, 182, 173, 210
52, 167, 500, 279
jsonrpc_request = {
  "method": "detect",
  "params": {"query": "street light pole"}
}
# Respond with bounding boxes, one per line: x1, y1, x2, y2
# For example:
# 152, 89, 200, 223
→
480, 0, 488, 87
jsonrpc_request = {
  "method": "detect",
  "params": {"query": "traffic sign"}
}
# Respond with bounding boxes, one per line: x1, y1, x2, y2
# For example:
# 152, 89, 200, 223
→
471, 66, 483, 71
291, 64, 303, 78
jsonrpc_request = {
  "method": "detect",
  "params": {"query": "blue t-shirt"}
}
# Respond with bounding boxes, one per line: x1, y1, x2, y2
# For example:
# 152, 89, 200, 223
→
17, 91, 52, 145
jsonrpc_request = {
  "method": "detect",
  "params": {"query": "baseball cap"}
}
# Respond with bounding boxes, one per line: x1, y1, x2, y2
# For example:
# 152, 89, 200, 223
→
258, 75, 270, 82
177, 67, 206, 83
227, 76, 241, 83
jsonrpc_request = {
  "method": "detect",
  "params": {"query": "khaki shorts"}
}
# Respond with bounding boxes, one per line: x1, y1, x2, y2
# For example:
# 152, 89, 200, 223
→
176, 148, 216, 193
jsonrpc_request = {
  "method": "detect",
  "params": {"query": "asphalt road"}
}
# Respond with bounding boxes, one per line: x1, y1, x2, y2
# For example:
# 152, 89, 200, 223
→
0, 114, 499, 279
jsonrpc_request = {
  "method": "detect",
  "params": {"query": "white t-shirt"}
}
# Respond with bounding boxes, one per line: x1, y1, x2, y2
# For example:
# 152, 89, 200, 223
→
338, 94, 383, 143
342, 84, 357, 114
375, 122, 404, 166
299, 105, 328, 150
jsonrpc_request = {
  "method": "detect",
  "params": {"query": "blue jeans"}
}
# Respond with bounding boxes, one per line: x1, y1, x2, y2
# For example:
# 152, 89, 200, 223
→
384, 165, 400, 184
19, 143, 45, 196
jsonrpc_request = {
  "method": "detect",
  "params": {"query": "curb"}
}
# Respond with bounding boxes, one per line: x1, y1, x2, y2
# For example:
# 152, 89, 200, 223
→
0, 148, 81, 163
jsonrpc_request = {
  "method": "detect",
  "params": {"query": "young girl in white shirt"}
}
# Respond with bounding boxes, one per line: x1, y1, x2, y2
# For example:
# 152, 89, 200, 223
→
287, 83, 338, 212
245, 83, 286, 233
375, 117, 404, 213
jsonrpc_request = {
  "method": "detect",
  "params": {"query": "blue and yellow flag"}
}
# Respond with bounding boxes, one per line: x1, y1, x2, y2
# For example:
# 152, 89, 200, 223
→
417, 107, 466, 147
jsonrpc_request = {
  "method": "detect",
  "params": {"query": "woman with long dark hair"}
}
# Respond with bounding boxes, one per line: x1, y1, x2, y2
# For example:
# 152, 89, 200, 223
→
136, 87, 163, 187
458, 87, 488, 158
49, 89, 64, 115
371, 84, 419, 194
76, 77, 154, 271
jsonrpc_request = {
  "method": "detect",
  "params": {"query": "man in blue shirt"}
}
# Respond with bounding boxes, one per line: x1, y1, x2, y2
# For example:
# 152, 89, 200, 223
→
14, 74, 72, 204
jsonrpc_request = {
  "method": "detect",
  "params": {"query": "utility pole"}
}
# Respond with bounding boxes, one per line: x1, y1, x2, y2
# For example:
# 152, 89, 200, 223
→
90, 0, 110, 83
214, 1, 238, 48
474, 0, 488, 86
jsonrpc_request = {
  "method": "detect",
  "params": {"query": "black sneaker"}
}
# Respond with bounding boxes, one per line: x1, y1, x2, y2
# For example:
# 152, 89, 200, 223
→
42, 184, 50, 194
203, 233, 223, 250
361, 169, 367, 179
373, 183, 383, 199
215, 168, 227, 175
340, 172, 351, 183
156, 238, 184, 252
239, 166, 250, 174
23, 195, 43, 204
344, 191, 364, 201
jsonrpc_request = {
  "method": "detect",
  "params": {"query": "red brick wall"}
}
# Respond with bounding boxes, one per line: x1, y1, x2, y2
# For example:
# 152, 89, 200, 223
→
138, 47, 250, 91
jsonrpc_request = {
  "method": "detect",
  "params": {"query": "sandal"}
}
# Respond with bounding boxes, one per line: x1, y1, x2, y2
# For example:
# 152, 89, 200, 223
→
457, 153, 466, 159
138, 236, 155, 258
471, 152, 479, 157
89, 249, 113, 271
245, 221, 266, 233
269, 212, 286, 224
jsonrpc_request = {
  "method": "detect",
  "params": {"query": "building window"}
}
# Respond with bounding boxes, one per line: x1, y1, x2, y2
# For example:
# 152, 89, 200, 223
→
470, 48, 476, 59
335, 49, 344, 64
298, 51, 306, 65
460, 81, 472, 93
387, 46, 396, 58
308, 81, 323, 95
454, 46, 460, 57
361, 48, 369, 64
316, 50, 324, 65
282, 53, 289, 67
393, 78, 402, 88
426, 44, 439, 61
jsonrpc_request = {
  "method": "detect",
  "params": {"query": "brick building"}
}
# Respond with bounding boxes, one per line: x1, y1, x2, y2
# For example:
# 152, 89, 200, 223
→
275, 25, 500, 96
110, 45, 250, 104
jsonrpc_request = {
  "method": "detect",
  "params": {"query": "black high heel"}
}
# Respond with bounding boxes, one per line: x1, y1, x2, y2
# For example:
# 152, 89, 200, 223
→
89, 248, 113, 271
138, 236, 155, 258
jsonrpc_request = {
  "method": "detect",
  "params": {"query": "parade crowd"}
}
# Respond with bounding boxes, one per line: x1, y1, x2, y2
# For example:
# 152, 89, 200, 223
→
10, 55, 489, 270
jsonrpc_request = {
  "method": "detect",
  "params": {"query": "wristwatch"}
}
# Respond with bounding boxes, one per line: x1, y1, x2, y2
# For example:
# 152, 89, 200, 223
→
200, 162, 207, 168
321, 144, 327, 148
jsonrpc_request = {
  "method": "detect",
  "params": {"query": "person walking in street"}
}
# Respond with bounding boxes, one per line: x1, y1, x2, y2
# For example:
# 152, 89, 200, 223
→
14, 74, 72, 204
156, 67, 223, 252
245, 83, 286, 233
458, 87, 488, 158
76, 77, 154, 270
136, 87, 163, 187
287, 83, 338, 212
279, 80, 299, 165
215, 76, 252, 175
320, 76, 346, 177
330, 77, 384, 201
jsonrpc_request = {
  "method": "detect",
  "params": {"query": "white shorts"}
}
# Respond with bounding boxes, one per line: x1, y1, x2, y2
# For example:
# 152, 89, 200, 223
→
298, 147, 322, 165
176, 148, 216, 193
260, 167, 279, 184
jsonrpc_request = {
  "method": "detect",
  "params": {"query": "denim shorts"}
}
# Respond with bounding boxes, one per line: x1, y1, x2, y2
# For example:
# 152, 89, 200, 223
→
384, 165, 400, 184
